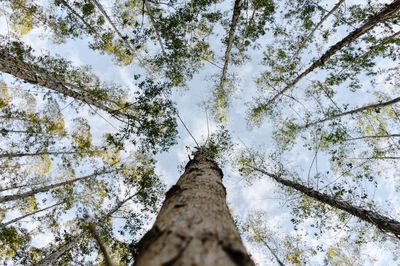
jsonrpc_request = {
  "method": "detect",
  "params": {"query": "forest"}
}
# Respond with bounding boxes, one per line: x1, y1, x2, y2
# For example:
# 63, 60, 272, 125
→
0, 0, 399, 265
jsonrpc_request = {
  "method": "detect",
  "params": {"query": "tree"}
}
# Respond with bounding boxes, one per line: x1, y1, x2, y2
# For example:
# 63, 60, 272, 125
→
1, 0, 400, 264
134, 148, 254, 265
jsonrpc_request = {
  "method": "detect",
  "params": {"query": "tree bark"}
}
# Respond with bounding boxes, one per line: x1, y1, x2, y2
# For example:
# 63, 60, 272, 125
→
292, 0, 345, 58
345, 134, 400, 141
265, 0, 400, 107
144, 0, 166, 54
261, 240, 284, 266
0, 150, 85, 159
134, 151, 254, 266
246, 164, 400, 238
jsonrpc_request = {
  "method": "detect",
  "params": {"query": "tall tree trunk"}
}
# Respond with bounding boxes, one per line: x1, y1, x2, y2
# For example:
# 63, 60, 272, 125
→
1, 202, 62, 226
261, 240, 284, 266
144, 0, 166, 55
218, 0, 242, 90
89, 0, 135, 53
35, 193, 137, 265
246, 164, 400, 238
292, 0, 345, 58
88, 223, 114, 266
265, 0, 400, 107
345, 133, 400, 141
0, 49, 127, 120
0, 150, 85, 159
134, 151, 254, 266
0, 168, 118, 203
35, 234, 85, 266
302, 96, 400, 128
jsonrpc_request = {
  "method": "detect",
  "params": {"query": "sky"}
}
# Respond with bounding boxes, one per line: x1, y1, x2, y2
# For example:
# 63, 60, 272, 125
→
1, 0, 400, 265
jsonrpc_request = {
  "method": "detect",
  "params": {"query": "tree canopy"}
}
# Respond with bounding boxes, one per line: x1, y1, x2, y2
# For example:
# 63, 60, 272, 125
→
1, 0, 399, 265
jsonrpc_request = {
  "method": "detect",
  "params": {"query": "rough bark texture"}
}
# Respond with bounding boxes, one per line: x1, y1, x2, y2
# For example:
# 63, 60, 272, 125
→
134, 151, 255, 266
247, 165, 400, 238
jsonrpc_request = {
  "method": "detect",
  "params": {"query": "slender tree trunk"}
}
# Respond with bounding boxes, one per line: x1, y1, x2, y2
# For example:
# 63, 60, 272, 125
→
292, 0, 345, 58
0, 128, 64, 136
35, 234, 85, 266
0, 168, 117, 203
261, 240, 284, 266
246, 164, 400, 237
144, 0, 166, 54
0, 49, 127, 120
345, 134, 400, 141
89, 0, 135, 53
265, 0, 400, 107
58, 0, 96, 33
88, 223, 114, 266
0, 150, 84, 159
134, 151, 254, 266
352, 156, 400, 160
218, 0, 242, 90
1, 202, 62, 226
303, 96, 400, 128
34, 193, 137, 265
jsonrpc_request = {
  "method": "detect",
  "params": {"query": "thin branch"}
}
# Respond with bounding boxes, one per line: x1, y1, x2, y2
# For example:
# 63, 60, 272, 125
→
177, 112, 199, 147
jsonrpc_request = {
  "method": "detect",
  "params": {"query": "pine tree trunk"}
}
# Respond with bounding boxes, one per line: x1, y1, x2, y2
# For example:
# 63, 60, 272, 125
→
134, 151, 254, 266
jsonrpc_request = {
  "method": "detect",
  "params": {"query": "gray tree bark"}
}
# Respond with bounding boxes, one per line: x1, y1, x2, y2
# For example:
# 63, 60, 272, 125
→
134, 151, 254, 266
